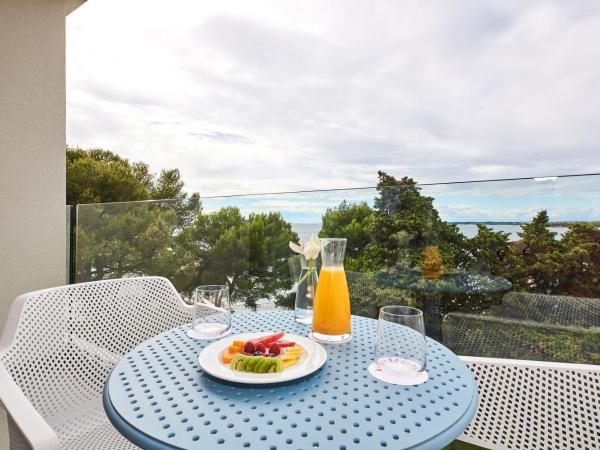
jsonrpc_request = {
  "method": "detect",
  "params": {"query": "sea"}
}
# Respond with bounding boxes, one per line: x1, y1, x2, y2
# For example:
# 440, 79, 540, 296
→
291, 223, 569, 242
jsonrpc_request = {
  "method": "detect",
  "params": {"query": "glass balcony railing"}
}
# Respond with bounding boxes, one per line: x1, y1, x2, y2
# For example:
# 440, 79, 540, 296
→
71, 174, 600, 365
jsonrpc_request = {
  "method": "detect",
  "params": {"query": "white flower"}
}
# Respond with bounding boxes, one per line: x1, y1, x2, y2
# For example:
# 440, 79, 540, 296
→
289, 234, 321, 261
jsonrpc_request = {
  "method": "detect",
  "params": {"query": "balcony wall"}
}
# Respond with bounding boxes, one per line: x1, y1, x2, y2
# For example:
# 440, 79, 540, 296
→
0, 0, 69, 332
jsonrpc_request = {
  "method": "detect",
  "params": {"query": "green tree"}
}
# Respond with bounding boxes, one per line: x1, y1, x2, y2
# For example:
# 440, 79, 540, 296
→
76, 201, 197, 291
367, 171, 468, 270
558, 223, 600, 296
519, 210, 557, 257
506, 210, 560, 292
70, 148, 200, 291
188, 208, 298, 308
467, 225, 511, 274
67, 148, 153, 204
320, 201, 374, 270
67, 147, 199, 212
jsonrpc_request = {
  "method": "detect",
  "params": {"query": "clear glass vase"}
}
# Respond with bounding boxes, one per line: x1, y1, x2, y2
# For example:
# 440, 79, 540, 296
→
294, 255, 318, 324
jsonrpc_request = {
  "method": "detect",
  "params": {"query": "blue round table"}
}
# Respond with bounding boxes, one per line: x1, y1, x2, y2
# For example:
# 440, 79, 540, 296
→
104, 311, 478, 450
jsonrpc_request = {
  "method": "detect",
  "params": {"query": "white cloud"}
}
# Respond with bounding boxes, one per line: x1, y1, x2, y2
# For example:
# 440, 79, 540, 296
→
67, 0, 600, 197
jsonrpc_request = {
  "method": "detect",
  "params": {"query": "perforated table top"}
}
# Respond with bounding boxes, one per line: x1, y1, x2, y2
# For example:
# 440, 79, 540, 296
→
104, 311, 478, 450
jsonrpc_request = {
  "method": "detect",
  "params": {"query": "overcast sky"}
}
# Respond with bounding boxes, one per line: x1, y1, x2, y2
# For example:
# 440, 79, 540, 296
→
67, 0, 600, 197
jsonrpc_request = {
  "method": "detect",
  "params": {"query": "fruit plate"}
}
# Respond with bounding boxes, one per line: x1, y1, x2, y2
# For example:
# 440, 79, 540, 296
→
198, 333, 327, 384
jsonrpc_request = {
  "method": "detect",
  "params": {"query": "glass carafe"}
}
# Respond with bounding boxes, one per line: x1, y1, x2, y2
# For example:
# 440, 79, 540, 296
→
310, 238, 351, 344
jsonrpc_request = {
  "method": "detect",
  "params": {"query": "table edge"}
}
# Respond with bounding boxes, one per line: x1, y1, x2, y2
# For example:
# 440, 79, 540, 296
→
103, 369, 182, 450
409, 385, 479, 450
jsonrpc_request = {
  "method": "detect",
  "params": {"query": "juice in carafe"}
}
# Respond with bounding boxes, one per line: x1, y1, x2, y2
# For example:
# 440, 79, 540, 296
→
313, 267, 351, 334
310, 238, 352, 344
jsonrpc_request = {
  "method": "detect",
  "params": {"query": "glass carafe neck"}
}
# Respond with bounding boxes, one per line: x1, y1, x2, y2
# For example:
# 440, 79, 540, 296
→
319, 238, 347, 267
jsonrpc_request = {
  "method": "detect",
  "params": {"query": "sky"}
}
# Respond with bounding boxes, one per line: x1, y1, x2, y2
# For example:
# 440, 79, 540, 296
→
67, 0, 600, 221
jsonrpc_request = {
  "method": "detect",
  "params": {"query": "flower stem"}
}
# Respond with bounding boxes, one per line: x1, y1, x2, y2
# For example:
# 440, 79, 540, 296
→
298, 258, 314, 285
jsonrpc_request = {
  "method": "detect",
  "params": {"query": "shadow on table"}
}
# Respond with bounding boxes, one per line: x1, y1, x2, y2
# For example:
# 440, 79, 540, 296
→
198, 366, 326, 391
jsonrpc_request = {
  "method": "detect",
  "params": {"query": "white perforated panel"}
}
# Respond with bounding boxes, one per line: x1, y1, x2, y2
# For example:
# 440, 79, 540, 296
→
0, 277, 193, 450
460, 357, 600, 450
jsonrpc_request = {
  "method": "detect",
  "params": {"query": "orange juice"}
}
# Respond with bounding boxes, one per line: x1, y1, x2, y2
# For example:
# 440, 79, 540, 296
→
313, 267, 351, 335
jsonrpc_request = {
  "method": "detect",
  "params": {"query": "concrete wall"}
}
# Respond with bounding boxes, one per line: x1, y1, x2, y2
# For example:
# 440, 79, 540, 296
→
0, 0, 68, 333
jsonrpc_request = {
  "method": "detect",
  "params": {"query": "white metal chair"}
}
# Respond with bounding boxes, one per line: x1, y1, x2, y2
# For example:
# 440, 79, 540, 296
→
458, 356, 600, 450
445, 293, 600, 449
0, 277, 193, 450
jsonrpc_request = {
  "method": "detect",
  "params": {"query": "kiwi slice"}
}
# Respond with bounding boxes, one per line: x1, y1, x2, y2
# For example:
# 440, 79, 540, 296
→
245, 356, 262, 372
253, 357, 283, 374
268, 358, 283, 373
231, 355, 284, 374
229, 354, 247, 371
252, 357, 270, 373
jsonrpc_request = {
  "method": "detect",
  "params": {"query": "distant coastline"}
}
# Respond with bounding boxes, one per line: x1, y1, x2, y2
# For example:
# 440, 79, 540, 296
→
450, 221, 600, 226
292, 221, 599, 242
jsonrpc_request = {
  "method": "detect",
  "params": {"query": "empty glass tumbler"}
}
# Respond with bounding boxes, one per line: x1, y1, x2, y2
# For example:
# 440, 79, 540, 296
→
369, 305, 428, 385
187, 285, 231, 339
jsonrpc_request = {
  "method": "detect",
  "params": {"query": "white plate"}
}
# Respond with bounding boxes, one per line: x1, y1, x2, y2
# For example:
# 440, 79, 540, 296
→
198, 332, 327, 384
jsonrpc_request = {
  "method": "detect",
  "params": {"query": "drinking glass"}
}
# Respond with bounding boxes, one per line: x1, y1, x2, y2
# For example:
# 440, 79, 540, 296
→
370, 305, 428, 385
186, 285, 231, 339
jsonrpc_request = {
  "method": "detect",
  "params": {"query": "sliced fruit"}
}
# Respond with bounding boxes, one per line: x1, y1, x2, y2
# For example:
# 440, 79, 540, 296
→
285, 348, 303, 355
221, 351, 237, 364
283, 359, 299, 369
268, 358, 283, 373
268, 343, 280, 356
253, 358, 271, 373
249, 332, 285, 346
252, 357, 282, 373
285, 345, 303, 351
227, 339, 299, 373
260, 332, 285, 345
228, 344, 243, 353
255, 343, 267, 354
244, 341, 256, 354
245, 355, 263, 372
229, 354, 247, 371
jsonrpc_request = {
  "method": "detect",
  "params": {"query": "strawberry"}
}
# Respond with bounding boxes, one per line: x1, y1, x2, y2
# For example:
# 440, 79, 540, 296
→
243, 341, 255, 354
255, 342, 267, 354
268, 342, 280, 356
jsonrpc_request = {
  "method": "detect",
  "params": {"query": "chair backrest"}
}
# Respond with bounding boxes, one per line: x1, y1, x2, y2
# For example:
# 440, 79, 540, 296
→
460, 357, 600, 450
492, 291, 600, 327
0, 277, 192, 420
442, 312, 600, 364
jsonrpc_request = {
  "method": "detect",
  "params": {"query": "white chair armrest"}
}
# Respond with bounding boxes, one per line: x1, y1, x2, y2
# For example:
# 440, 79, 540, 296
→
0, 366, 61, 450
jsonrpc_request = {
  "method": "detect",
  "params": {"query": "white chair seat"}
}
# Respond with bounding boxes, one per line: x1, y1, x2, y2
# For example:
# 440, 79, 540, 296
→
48, 397, 136, 450
459, 357, 600, 450
0, 277, 193, 450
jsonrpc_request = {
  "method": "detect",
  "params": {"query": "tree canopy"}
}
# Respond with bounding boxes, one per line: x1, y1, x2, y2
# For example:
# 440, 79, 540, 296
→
320, 200, 374, 270
320, 173, 600, 301
70, 147, 600, 321
70, 147, 297, 308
